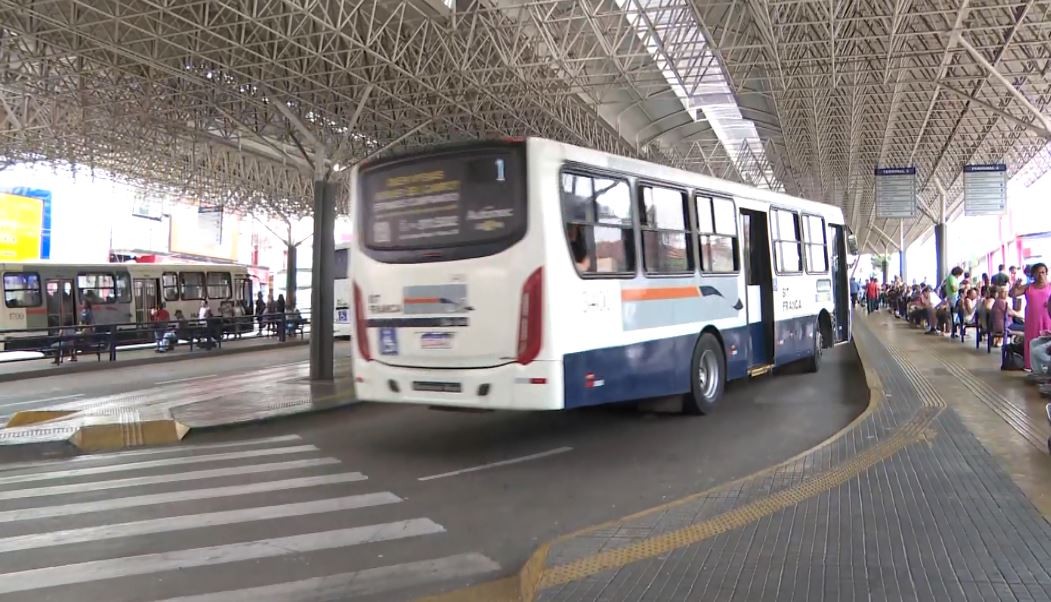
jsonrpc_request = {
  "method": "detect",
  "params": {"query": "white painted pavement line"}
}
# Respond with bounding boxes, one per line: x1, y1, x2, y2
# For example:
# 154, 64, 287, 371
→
417, 446, 574, 481
0, 518, 446, 595
0, 435, 304, 474
1, 394, 84, 408
0, 493, 403, 553
0, 444, 320, 485
155, 374, 219, 385
0, 458, 344, 501
155, 553, 502, 602
0, 472, 369, 523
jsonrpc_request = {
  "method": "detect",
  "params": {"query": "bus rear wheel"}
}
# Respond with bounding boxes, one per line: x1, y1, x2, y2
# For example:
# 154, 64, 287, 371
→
684, 333, 725, 415
803, 320, 823, 373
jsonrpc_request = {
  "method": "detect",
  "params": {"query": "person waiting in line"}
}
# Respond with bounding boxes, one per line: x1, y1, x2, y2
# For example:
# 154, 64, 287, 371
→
980, 273, 991, 297
944, 266, 963, 338
850, 278, 860, 307
991, 286, 1023, 348
255, 292, 266, 335
958, 287, 978, 341
865, 277, 879, 313
151, 303, 171, 352
1027, 295, 1051, 382
265, 293, 277, 334
992, 264, 1010, 289
1010, 262, 1051, 371
921, 285, 941, 334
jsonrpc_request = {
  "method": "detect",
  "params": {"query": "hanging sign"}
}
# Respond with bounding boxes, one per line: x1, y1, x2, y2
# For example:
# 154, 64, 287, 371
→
874, 167, 917, 219
197, 205, 223, 246
963, 164, 1007, 216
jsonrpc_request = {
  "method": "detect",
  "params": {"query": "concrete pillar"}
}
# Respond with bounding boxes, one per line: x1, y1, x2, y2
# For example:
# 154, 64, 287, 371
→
285, 243, 297, 310
935, 222, 947, 287
310, 178, 337, 381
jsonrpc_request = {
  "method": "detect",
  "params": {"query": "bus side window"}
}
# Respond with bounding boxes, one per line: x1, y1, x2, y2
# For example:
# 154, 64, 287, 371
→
162, 272, 180, 302
180, 272, 205, 300
695, 196, 740, 273
639, 184, 691, 275
3, 272, 42, 308
560, 171, 634, 276
771, 209, 803, 274
802, 214, 829, 273
206, 272, 232, 300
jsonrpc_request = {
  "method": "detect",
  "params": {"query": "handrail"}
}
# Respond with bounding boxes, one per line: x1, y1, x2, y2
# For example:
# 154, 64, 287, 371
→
0, 310, 313, 366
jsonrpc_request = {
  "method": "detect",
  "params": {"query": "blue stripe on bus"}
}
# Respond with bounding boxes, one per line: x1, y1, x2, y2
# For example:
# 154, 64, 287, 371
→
562, 314, 819, 408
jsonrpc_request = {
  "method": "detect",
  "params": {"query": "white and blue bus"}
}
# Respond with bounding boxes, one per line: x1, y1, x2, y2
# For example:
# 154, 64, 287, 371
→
349, 138, 855, 412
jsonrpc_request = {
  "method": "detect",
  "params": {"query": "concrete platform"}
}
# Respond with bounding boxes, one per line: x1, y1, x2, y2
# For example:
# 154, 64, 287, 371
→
513, 313, 1051, 602
0, 333, 309, 383
0, 349, 354, 457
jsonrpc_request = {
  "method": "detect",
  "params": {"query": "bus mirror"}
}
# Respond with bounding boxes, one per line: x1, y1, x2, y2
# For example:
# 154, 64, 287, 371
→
846, 232, 859, 256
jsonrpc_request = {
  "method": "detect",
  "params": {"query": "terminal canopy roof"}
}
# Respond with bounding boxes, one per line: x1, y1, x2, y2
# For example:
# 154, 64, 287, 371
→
1, 0, 1050, 249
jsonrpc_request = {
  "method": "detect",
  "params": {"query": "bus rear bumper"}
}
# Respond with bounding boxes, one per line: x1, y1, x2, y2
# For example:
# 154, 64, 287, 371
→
352, 360, 564, 410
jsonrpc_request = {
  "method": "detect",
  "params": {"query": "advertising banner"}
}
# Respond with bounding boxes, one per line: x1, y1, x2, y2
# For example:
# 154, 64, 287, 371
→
0, 188, 51, 261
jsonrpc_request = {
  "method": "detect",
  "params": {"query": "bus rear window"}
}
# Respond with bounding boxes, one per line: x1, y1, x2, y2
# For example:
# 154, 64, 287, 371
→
359, 146, 526, 260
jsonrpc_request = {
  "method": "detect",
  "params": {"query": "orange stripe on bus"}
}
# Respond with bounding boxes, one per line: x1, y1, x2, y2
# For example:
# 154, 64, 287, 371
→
621, 286, 699, 302
404, 296, 441, 304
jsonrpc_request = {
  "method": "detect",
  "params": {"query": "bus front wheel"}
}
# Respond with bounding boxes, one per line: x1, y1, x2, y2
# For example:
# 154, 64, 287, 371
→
684, 333, 726, 415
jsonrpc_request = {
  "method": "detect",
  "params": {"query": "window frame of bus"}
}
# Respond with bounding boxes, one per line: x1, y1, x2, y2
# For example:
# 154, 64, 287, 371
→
206, 271, 233, 300
356, 141, 528, 264
179, 271, 206, 301
694, 195, 740, 274
161, 272, 180, 302
801, 213, 829, 274
558, 168, 636, 279
76, 272, 122, 305
770, 207, 804, 274
637, 182, 693, 276
2, 272, 43, 308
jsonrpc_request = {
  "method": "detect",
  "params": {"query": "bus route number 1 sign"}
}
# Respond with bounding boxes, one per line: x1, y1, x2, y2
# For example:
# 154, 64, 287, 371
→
379, 327, 399, 356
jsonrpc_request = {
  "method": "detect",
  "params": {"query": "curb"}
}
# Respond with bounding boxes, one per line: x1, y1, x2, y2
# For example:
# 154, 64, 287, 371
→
0, 339, 310, 384
500, 327, 881, 601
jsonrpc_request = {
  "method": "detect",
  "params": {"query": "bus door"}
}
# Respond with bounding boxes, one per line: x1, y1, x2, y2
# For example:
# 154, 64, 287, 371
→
133, 278, 159, 324
45, 279, 76, 328
829, 224, 851, 342
740, 209, 775, 367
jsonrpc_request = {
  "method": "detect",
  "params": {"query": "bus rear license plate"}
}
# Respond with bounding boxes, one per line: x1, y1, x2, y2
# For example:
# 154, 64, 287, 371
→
412, 381, 462, 393
420, 332, 453, 349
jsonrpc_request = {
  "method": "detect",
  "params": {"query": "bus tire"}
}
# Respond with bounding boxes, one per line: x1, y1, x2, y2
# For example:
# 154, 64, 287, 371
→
684, 333, 725, 415
804, 320, 823, 373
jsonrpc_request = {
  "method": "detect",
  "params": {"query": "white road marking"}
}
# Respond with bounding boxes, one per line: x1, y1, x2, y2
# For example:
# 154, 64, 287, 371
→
157, 553, 501, 602
0, 493, 402, 553
0, 435, 304, 474
0, 458, 343, 501
417, 446, 574, 481
0, 444, 320, 485
0, 472, 368, 523
2, 393, 84, 408
155, 374, 219, 385
0, 518, 445, 595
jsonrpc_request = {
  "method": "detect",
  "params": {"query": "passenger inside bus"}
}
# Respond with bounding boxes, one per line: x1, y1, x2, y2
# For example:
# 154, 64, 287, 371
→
566, 224, 593, 272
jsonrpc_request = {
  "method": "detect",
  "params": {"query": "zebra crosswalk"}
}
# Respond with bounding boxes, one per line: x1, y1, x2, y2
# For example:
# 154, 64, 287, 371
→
0, 434, 499, 601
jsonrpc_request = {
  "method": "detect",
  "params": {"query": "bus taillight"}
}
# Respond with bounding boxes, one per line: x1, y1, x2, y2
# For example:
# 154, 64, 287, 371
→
353, 282, 371, 361
516, 267, 543, 365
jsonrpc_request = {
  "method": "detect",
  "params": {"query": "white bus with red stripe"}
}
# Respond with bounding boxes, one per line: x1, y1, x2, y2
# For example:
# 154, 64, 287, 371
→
349, 138, 854, 412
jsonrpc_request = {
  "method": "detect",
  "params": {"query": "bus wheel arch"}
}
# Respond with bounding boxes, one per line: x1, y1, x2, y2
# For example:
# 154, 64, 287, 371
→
684, 329, 726, 415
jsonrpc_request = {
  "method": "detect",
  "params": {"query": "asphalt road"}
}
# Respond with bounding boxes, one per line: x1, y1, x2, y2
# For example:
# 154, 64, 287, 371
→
0, 343, 865, 601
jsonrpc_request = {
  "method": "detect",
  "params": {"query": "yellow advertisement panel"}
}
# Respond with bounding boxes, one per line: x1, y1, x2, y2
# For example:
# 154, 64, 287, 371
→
0, 193, 43, 261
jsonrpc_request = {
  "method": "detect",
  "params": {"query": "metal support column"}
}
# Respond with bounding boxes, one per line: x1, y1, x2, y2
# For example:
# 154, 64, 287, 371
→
285, 243, 297, 310
899, 221, 907, 283
935, 223, 947, 288
310, 177, 337, 381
